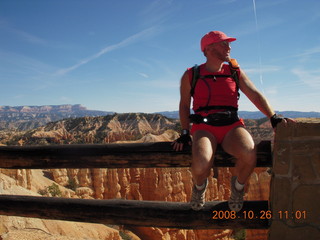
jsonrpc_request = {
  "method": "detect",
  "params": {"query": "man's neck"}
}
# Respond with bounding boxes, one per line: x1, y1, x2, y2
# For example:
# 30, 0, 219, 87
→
205, 60, 224, 73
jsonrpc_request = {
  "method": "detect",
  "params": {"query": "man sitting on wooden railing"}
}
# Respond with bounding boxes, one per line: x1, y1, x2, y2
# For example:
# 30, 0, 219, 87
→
172, 30, 294, 212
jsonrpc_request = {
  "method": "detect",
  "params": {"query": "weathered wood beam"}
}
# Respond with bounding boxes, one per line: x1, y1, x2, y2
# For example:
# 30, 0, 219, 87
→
0, 141, 272, 169
0, 195, 269, 229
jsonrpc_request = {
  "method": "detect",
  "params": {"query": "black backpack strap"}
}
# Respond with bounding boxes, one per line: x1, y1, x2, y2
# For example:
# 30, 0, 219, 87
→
190, 64, 200, 97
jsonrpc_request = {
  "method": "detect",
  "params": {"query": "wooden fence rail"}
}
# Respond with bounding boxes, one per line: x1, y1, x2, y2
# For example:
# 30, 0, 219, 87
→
0, 195, 269, 229
0, 141, 272, 229
0, 141, 272, 169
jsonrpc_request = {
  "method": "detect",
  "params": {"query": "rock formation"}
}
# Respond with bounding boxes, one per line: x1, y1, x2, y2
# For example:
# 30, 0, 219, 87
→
0, 172, 129, 240
1, 166, 270, 239
0, 112, 274, 239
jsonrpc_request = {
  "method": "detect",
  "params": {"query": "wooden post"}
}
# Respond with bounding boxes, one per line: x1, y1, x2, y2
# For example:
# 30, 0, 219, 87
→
0, 141, 272, 169
0, 195, 269, 229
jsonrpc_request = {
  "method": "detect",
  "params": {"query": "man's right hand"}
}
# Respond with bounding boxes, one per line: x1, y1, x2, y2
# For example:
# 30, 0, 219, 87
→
171, 130, 192, 151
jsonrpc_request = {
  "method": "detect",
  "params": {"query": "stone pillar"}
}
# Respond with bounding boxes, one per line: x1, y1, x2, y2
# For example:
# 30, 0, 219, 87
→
269, 121, 320, 239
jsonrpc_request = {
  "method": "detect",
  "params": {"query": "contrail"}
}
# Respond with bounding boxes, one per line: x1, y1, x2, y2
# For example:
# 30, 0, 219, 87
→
55, 27, 156, 76
252, 0, 265, 94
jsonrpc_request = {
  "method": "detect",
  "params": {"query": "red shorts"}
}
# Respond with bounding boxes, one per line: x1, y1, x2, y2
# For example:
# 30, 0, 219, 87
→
190, 119, 245, 144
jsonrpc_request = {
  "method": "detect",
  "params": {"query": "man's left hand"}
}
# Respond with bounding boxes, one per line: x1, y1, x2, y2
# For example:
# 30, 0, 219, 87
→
270, 114, 296, 128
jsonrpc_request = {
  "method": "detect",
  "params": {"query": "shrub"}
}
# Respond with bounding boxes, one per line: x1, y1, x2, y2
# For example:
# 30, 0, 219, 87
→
38, 188, 48, 196
66, 178, 78, 191
233, 229, 246, 240
119, 231, 132, 240
47, 183, 62, 197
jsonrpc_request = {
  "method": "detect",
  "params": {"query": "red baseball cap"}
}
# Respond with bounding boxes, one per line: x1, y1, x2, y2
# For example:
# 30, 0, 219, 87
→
200, 31, 236, 52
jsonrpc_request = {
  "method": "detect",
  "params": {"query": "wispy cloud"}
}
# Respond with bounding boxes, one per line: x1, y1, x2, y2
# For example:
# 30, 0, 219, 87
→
291, 68, 320, 89
215, 0, 237, 4
0, 21, 47, 45
280, 47, 320, 90
138, 72, 149, 78
59, 96, 73, 103
293, 46, 320, 58
265, 86, 278, 95
269, 45, 320, 64
0, 50, 54, 79
243, 65, 281, 74
55, 27, 157, 76
139, 0, 176, 27
12, 28, 47, 45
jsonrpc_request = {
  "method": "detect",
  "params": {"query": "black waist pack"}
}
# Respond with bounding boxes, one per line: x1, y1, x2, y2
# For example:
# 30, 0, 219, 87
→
189, 111, 240, 126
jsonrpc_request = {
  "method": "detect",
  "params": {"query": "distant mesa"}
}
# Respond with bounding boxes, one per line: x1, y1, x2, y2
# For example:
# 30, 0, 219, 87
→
0, 104, 319, 132
0, 104, 113, 131
0, 104, 89, 113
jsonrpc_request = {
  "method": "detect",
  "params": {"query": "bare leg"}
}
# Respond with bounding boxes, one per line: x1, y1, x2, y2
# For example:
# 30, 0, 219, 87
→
190, 130, 217, 210
222, 126, 256, 212
191, 130, 217, 185
222, 126, 256, 184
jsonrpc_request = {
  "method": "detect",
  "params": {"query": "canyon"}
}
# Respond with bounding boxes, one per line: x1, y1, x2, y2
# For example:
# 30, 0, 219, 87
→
0, 111, 274, 240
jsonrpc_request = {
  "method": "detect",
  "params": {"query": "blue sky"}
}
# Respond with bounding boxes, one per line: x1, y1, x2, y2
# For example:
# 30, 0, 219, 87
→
1, 0, 320, 113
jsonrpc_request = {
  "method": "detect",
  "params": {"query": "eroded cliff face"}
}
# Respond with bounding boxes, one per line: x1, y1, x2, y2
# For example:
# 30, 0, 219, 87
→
1, 113, 274, 146
0, 172, 125, 240
1, 165, 270, 240
0, 113, 273, 239
8, 113, 178, 145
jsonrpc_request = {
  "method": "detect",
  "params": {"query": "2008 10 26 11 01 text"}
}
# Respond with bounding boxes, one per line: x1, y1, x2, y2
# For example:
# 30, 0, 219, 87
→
212, 210, 307, 220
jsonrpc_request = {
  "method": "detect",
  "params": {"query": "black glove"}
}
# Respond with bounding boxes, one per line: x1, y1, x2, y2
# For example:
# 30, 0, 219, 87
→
270, 114, 287, 128
176, 130, 192, 145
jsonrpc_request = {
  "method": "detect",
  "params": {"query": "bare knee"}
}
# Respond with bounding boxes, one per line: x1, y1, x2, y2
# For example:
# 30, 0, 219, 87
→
191, 130, 217, 183
191, 157, 212, 176
191, 157, 213, 186
222, 127, 257, 166
192, 143, 214, 177
237, 146, 257, 167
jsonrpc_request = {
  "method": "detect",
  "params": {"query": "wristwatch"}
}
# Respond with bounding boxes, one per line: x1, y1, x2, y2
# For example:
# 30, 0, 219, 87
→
181, 129, 189, 135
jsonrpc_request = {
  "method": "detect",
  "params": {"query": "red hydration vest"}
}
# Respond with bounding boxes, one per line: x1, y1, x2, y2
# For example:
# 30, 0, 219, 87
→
187, 63, 240, 113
